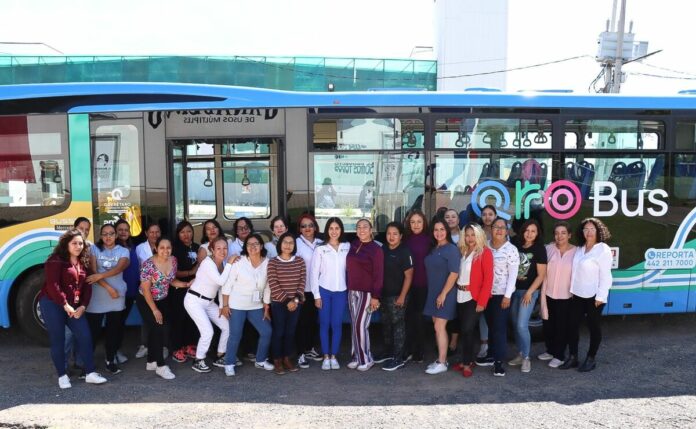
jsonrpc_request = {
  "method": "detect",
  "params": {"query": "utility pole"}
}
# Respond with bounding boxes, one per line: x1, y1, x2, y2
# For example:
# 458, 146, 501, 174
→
595, 0, 647, 93
611, 0, 627, 93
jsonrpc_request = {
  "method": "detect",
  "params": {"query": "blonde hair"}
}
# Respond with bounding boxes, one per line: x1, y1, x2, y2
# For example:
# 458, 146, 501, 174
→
458, 223, 487, 259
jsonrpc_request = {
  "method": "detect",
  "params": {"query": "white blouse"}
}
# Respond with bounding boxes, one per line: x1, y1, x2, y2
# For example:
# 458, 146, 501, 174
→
570, 242, 613, 303
456, 253, 474, 303
489, 240, 519, 298
221, 257, 270, 311
189, 257, 232, 305
296, 236, 324, 292
310, 243, 350, 299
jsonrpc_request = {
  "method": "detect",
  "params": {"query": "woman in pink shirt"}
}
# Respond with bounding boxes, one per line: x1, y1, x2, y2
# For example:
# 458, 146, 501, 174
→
539, 221, 576, 369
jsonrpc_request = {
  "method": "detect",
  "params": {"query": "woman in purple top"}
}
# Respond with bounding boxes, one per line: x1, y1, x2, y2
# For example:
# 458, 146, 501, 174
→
404, 209, 430, 363
346, 218, 384, 371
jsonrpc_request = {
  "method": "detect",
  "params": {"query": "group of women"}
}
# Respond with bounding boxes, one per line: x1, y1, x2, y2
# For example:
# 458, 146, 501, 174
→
41, 207, 613, 389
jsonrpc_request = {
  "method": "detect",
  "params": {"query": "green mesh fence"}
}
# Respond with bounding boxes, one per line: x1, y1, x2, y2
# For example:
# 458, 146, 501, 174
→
0, 56, 436, 91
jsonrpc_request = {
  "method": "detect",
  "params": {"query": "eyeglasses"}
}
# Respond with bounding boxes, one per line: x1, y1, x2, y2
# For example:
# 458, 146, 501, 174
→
300, 223, 314, 228
583, 228, 596, 232
247, 242, 261, 248
492, 225, 507, 230
101, 232, 116, 237
236, 225, 250, 232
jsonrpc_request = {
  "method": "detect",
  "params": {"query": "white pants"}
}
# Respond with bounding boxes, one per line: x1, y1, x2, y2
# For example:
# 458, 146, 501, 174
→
184, 294, 229, 359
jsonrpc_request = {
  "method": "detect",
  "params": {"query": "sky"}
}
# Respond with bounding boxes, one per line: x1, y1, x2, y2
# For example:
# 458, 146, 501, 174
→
2, 0, 695, 94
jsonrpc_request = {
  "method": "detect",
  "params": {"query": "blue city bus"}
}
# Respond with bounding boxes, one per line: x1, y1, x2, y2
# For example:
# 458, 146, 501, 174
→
1, 83, 695, 342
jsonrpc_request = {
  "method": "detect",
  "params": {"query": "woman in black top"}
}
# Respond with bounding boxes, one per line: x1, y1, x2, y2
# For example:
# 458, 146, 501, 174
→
508, 219, 547, 373
171, 220, 201, 363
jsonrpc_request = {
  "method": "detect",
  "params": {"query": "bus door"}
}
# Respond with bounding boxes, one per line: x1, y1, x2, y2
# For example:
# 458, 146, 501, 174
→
170, 138, 281, 239
90, 115, 146, 235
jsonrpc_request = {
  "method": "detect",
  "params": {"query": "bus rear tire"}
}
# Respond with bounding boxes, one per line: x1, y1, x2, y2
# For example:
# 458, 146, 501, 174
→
15, 269, 49, 346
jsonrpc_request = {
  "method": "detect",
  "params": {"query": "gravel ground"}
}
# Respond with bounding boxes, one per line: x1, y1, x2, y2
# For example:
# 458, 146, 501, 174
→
0, 314, 695, 428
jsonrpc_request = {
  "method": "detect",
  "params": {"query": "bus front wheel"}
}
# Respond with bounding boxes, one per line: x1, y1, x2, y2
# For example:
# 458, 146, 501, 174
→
15, 269, 49, 346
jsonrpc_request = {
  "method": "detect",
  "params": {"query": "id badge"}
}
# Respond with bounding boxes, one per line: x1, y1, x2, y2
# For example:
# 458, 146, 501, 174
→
252, 291, 262, 303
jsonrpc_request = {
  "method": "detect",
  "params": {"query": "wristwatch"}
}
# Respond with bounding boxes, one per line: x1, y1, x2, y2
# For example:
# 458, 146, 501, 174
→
293, 298, 300, 304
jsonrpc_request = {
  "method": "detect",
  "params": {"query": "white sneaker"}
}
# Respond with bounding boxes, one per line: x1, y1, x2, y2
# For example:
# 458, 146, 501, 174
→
58, 374, 71, 389
85, 372, 107, 384
330, 358, 340, 370
477, 343, 489, 359
357, 361, 374, 372
521, 357, 531, 373
347, 360, 359, 370
116, 350, 129, 364
146, 361, 157, 371
135, 345, 148, 359
155, 365, 175, 380
254, 360, 274, 371
425, 361, 448, 375
225, 365, 235, 377
548, 358, 563, 368
321, 358, 331, 371
537, 352, 553, 361
508, 354, 524, 366
427, 360, 438, 370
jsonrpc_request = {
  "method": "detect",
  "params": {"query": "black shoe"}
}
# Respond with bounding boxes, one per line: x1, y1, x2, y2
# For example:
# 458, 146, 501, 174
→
192, 359, 211, 373
412, 352, 424, 364
105, 360, 122, 375
382, 359, 405, 371
78, 369, 86, 380
578, 356, 596, 372
373, 353, 393, 364
559, 355, 579, 370
475, 356, 495, 367
493, 361, 505, 377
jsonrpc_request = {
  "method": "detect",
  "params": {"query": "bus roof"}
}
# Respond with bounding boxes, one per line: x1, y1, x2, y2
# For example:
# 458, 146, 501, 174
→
2, 82, 696, 113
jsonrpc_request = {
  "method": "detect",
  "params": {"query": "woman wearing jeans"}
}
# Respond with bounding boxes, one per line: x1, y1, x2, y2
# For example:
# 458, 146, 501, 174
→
311, 217, 349, 371
39, 229, 107, 389
508, 219, 547, 373
564, 218, 613, 372
267, 232, 306, 374
476, 217, 519, 377
221, 233, 273, 376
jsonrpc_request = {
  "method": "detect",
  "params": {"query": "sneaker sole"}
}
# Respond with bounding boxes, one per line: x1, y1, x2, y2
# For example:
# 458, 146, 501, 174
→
383, 364, 405, 372
476, 362, 494, 367
493, 372, 506, 377
373, 357, 392, 364
192, 367, 211, 373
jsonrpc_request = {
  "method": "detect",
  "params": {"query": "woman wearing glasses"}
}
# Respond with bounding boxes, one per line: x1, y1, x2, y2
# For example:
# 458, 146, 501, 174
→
221, 233, 273, 376
476, 217, 519, 377
85, 223, 129, 375
229, 217, 254, 257
295, 214, 324, 367
565, 218, 612, 372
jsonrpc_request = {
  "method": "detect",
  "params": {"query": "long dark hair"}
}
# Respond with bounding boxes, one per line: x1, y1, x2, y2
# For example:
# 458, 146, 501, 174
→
201, 219, 224, 244
430, 219, 454, 248
404, 209, 428, 239
321, 217, 345, 244
95, 223, 117, 251
233, 217, 254, 239
517, 218, 543, 247
51, 229, 90, 267
174, 220, 196, 246
577, 217, 611, 245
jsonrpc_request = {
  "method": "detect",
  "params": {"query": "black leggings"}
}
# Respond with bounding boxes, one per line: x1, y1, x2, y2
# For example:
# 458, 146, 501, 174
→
136, 295, 169, 366
167, 287, 199, 351
567, 295, 604, 358
544, 296, 571, 360
457, 300, 479, 364
405, 287, 428, 358
86, 310, 123, 363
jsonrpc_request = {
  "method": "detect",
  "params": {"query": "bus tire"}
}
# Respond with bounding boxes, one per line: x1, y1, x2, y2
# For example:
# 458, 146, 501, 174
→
15, 269, 49, 346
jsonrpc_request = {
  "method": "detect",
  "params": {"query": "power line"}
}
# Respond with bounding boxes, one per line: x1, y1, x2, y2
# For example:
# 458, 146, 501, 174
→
640, 62, 696, 77
437, 55, 592, 79
627, 71, 696, 80
0, 41, 64, 54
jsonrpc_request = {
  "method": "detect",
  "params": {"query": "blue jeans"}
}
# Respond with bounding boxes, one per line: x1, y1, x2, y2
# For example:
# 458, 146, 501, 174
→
40, 297, 95, 377
483, 295, 510, 362
318, 287, 347, 356
270, 301, 301, 358
225, 308, 272, 365
510, 289, 539, 358
64, 326, 84, 369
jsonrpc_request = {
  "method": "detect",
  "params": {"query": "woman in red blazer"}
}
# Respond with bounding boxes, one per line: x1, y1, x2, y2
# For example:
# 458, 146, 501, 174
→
452, 223, 493, 377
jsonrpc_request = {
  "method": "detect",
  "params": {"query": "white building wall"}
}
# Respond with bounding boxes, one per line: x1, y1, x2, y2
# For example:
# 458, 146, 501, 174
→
434, 0, 509, 91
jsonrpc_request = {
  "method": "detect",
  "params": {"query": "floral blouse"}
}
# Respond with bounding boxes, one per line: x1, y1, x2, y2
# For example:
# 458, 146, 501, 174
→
139, 257, 178, 301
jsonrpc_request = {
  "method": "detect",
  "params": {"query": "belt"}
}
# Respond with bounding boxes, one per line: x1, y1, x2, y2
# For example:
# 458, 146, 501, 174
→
187, 289, 213, 301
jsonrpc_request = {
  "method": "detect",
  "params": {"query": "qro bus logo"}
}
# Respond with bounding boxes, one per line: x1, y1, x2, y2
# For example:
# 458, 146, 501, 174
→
471, 180, 668, 220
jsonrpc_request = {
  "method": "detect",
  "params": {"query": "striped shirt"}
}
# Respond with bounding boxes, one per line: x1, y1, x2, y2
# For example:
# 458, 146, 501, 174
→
267, 256, 306, 304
